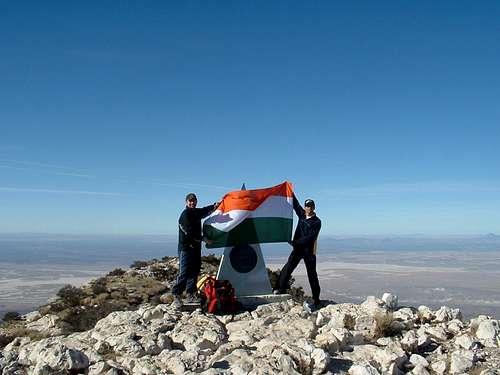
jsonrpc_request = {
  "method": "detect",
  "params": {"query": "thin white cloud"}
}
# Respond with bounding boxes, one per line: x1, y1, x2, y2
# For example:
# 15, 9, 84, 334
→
0, 165, 95, 178
137, 180, 232, 191
0, 187, 129, 196
322, 181, 500, 198
1, 159, 234, 192
0, 159, 90, 172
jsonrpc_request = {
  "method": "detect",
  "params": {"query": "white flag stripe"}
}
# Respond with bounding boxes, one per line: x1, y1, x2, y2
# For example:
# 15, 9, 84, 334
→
204, 196, 293, 232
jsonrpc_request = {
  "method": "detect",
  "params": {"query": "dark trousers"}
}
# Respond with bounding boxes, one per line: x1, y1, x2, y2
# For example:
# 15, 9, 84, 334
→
278, 249, 321, 302
172, 248, 201, 295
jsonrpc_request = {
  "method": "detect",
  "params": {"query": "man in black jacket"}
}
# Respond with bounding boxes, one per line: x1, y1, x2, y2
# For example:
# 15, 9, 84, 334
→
276, 194, 322, 307
171, 193, 219, 303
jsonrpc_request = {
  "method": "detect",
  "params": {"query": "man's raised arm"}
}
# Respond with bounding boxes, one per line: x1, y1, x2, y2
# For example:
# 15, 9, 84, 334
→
293, 194, 305, 219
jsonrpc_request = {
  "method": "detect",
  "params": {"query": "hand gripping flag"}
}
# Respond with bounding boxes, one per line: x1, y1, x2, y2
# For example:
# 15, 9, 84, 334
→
203, 181, 294, 248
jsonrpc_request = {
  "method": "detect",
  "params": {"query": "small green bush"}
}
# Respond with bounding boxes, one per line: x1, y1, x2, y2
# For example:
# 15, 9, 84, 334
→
2, 311, 20, 322
130, 260, 149, 269
57, 285, 85, 307
58, 301, 128, 332
107, 268, 126, 277
150, 264, 177, 282
201, 254, 220, 267
90, 277, 108, 294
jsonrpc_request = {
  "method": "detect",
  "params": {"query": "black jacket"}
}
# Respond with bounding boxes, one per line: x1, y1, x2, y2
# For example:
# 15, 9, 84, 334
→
291, 195, 321, 253
178, 204, 215, 251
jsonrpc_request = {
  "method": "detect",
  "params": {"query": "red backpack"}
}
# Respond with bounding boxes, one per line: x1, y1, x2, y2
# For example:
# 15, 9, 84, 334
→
203, 276, 238, 314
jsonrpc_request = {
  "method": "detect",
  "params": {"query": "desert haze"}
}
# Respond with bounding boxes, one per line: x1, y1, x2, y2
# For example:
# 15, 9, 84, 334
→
1, 234, 499, 320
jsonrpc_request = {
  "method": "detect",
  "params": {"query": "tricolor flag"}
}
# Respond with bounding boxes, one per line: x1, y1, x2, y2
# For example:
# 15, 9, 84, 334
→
203, 181, 294, 248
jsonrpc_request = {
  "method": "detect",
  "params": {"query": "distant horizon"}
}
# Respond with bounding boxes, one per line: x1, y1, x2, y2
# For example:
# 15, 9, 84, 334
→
0, 231, 498, 238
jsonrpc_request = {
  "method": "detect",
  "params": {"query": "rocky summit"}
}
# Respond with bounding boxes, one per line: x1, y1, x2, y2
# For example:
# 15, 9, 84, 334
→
1, 257, 500, 374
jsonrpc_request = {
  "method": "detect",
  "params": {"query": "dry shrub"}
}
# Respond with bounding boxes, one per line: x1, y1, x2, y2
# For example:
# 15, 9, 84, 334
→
90, 277, 108, 295
57, 285, 85, 307
150, 264, 177, 282
58, 301, 129, 332
201, 254, 221, 267
344, 314, 356, 330
374, 312, 399, 339
130, 260, 149, 269
2, 312, 20, 322
107, 268, 126, 277
267, 268, 306, 303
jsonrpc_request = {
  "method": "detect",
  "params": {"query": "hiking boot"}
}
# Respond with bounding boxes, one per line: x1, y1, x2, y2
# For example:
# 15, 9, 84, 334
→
184, 293, 202, 305
302, 301, 313, 314
170, 295, 182, 308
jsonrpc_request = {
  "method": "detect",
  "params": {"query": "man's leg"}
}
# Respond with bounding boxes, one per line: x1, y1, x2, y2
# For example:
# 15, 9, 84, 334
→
303, 252, 321, 304
186, 249, 201, 295
277, 249, 302, 292
172, 250, 189, 295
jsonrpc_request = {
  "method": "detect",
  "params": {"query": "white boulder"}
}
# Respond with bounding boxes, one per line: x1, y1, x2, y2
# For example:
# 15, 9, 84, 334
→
382, 293, 398, 310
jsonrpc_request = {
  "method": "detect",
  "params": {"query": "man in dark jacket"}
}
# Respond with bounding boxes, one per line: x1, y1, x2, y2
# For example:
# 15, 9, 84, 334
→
171, 193, 219, 304
276, 194, 322, 307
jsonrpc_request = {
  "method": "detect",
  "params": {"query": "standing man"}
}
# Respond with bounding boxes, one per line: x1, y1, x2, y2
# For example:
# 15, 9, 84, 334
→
276, 194, 322, 308
171, 193, 219, 305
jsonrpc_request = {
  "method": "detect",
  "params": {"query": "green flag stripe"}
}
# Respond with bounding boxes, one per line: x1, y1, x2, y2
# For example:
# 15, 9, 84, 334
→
203, 217, 292, 249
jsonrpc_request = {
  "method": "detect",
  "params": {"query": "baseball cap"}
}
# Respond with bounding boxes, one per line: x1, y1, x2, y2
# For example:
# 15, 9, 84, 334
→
304, 199, 315, 208
185, 193, 197, 201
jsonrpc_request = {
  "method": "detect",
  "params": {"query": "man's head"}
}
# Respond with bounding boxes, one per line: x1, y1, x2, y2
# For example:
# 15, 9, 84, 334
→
304, 199, 315, 216
185, 193, 198, 208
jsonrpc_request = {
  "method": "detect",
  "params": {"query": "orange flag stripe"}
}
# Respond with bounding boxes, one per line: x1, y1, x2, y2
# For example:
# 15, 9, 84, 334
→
217, 181, 293, 214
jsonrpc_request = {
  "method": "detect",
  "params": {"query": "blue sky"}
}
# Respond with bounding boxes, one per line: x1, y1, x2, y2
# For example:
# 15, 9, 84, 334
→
1, 1, 499, 235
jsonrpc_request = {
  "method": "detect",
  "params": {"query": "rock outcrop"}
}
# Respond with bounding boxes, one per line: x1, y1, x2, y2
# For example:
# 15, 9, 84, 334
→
1, 258, 500, 374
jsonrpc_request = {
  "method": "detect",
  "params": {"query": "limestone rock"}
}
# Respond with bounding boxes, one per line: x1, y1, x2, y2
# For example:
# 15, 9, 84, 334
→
454, 334, 476, 350
401, 330, 418, 353
361, 296, 387, 316
23, 311, 41, 323
311, 347, 331, 374
382, 293, 398, 310
316, 303, 360, 330
417, 306, 434, 322
449, 349, 475, 374
25, 314, 65, 335
434, 306, 462, 323
354, 314, 377, 339
343, 344, 379, 367
475, 319, 499, 347
430, 359, 447, 374
372, 342, 407, 371
348, 364, 380, 375
315, 333, 340, 353
410, 364, 430, 375
17, 337, 89, 371
393, 307, 416, 329
171, 312, 227, 354
447, 319, 464, 334
409, 354, 429, 367
425, 326, 448, 342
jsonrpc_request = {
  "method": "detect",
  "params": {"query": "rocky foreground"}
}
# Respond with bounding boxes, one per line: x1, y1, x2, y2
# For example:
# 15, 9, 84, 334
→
1, 257, 500, 374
